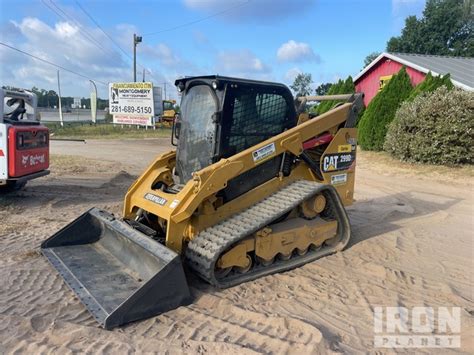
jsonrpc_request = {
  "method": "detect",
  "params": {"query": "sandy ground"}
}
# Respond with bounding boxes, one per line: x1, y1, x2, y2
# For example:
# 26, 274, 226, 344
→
0, 139, 472, 354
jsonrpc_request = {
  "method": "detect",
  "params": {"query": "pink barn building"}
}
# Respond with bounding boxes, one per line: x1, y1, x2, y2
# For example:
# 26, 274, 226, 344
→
354, 52, 474, 106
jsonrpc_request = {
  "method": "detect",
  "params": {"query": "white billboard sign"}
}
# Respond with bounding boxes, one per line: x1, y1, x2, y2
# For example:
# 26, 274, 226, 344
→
109, 82, 155, 125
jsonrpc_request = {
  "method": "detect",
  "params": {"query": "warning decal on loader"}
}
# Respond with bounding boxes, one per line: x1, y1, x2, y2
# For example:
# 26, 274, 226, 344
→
338, 144, 352, 153
331, 173, 347, 185
252, 142, 276, 163
321, 152, 354, 173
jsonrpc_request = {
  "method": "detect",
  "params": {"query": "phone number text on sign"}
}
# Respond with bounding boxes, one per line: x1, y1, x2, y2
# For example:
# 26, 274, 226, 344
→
110, 106, 153, 114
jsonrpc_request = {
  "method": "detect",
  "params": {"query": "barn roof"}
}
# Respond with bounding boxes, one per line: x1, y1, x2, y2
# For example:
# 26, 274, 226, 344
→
354, 52, 474, 91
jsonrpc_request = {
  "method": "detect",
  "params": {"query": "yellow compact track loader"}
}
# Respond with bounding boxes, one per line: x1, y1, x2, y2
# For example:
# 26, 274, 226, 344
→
41, 76, 363, 329
161, 99, 178, 125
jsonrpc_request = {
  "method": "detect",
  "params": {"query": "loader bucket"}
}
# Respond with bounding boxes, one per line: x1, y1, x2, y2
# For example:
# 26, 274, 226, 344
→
41, 208, 192, 329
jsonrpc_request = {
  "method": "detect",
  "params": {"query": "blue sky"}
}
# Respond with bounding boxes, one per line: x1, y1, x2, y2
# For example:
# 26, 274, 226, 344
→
0, 0, 425, 99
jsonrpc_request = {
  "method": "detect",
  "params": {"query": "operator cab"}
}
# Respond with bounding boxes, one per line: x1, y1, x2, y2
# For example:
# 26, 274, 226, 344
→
1, 88, 40, 125
173, 75, 297, 200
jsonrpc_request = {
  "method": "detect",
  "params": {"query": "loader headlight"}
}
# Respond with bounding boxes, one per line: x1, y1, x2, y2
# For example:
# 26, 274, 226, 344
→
176, 81, 185, 92
212, 80, 220, 90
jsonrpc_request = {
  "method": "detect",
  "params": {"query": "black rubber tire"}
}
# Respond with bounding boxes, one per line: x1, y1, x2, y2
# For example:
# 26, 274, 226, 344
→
0, 181, 27, 193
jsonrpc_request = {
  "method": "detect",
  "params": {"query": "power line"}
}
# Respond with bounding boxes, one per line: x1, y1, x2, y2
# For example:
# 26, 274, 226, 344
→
0, 42, 108, 85
48, 0, 103, 48
42, 0, 154, 82
73, 0, 132, 60
40, 0, 108, 56
142, 0, 251, 37
73, 0, 157, 81
46, 0, 129, 62
52, 0, 132, 62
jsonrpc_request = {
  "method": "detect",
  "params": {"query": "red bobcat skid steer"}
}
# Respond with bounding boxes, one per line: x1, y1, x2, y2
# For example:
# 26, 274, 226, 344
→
0, 88, 49, 191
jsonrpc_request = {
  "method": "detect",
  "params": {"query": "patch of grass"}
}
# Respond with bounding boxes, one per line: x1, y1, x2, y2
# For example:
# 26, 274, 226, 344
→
46, 122, 171, 139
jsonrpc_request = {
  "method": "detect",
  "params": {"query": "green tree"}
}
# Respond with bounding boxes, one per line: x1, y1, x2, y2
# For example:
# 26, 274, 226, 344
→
40, 89, 48, 107
81, 98, 91, 109
363, 52, 381, 68
315, 80, 342, 114
358, 67, 413, 151
314, 82, 332, 96
97, 98, 108, 110
317, 76, 355, 115
61, 97, 73, 108
407, 72, 454, 101
290, 73, 313, 97
387, 0, 474, 56
46, 90, 58, 108
29, 86, 108, 109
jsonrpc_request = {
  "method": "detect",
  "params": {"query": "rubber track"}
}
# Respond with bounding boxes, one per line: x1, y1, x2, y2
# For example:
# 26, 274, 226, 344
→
185, 180, 351, 288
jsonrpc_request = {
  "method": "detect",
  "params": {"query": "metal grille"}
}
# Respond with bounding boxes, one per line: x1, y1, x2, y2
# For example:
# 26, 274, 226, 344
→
228, 93, 287, 152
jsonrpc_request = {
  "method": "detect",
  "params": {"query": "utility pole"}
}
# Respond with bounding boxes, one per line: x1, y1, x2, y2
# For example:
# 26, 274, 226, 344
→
57, 70, 64, 127
133, 33, 142, 82
142, 69, 145, 82
163, 82, 167, 100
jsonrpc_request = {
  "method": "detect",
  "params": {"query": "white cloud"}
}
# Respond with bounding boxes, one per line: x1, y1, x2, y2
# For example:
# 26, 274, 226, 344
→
113, 23, 140, 50
1, 17, 131, 96
192, 30, 209, 46
216, 49, 271, 77
141, 43, 180, 67
139, 43, 203, 80
183, 0, 316, 23
0, 18, 189, 99
277, 40, 320, 63
0, 20, 24, 40
192, 30, 217, 54
284, 67, 302, 82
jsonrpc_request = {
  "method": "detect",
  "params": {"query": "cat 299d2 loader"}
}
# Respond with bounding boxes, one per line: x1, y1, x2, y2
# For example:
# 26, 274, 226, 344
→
41, 76, 363, 329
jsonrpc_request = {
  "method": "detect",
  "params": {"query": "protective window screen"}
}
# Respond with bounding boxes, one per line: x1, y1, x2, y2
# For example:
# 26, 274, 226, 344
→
228, 92, 288, 153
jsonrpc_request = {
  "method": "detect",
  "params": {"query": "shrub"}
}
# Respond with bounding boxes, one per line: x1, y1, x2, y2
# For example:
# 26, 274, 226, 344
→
358, 67, 413, 150
384, 86, 474, 165
407, 72, 454, 101
316, 76, 355, 114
